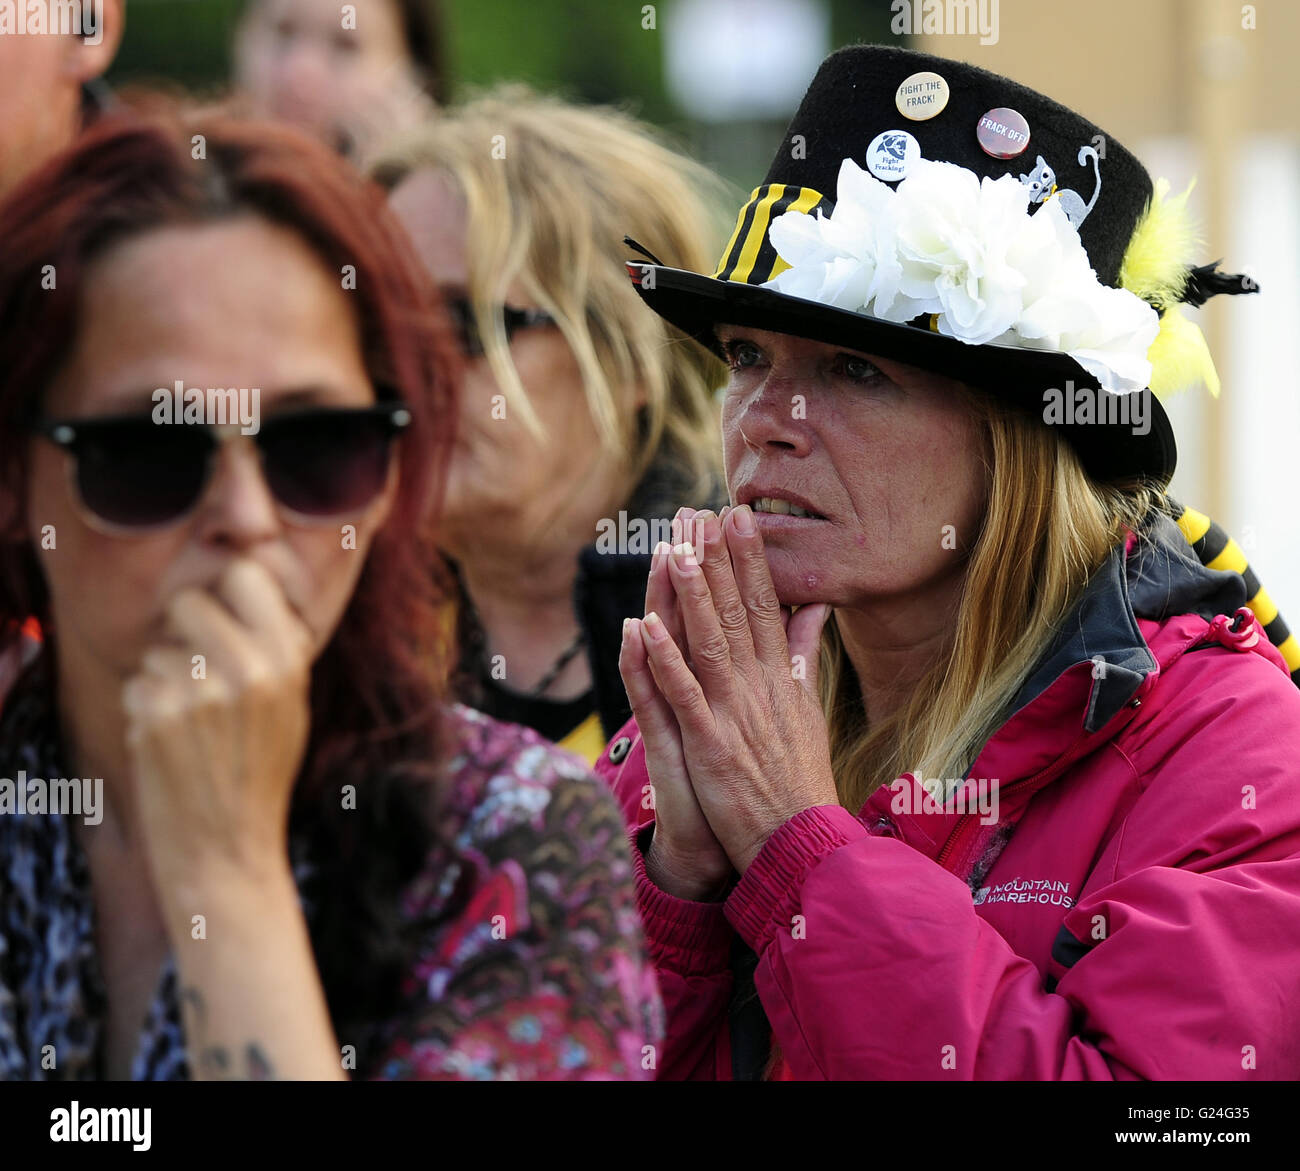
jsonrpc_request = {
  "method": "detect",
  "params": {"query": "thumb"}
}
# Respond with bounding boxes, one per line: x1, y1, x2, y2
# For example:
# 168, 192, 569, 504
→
786, 603, 831, 696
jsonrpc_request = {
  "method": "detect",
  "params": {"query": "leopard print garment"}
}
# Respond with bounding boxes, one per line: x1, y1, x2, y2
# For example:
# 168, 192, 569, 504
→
0, 661, 661, 1080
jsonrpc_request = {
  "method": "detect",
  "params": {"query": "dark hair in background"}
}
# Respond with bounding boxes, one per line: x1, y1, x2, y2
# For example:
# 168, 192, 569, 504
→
395, 0, 450, 105
0, 109, 461, 1069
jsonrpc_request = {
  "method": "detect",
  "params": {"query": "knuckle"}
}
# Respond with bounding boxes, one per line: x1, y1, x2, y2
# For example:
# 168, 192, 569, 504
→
239, 659, 280, 695
716, 600, 750, 637
225, 558, 262, 588
195, 681, 232, 710
623, 675, 654, 708
681, 683, 711, 716
682, 571, 711, 602
288, 626, 314, 662
169, 590, 204, 622
692, 634, 731, 670
149, 689, 188, 723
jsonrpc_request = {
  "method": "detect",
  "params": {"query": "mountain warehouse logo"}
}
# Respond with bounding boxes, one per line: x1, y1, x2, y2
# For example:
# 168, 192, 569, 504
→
974, 877, 1074, 907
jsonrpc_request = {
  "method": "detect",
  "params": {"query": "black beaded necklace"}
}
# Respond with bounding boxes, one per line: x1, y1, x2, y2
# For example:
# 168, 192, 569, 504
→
456, 570, 588, 700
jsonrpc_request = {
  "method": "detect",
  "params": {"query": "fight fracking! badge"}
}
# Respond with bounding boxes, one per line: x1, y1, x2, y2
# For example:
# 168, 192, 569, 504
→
895, 71, 950, 121
976, 107, 1031, 158
865, 129, 921, 182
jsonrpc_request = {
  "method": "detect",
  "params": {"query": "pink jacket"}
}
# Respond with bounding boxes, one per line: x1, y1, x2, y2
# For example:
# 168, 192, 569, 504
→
593, 512, 1300, 1079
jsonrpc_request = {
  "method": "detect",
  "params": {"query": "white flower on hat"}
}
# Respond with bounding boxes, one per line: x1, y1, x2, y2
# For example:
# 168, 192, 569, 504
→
766, 158, 900, 313
999, 195, 1159, 389
887, 160, 1031, 344
761, 156, 1160, 393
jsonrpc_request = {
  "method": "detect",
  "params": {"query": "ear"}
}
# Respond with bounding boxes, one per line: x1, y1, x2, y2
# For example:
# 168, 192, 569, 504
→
59, 0, 125, 86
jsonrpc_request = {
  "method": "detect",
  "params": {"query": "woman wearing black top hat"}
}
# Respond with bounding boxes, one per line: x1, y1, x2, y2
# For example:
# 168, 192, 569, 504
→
594, 44, 1300, 1080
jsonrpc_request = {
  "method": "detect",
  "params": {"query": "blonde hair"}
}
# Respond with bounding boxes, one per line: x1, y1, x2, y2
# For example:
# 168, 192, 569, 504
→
369, 84, 730, 506
819, 396, 1168, 814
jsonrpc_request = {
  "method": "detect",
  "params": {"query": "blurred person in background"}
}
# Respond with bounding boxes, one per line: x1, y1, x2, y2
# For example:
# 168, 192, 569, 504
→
0, 0, 124, 196
0, 109, 658, 1080
370, 88, 728, 764
0, 0, 124, 695
232, 0, 447, 165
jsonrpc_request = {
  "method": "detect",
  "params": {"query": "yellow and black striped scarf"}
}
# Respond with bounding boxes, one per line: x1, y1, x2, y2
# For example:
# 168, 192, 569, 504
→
1170, 499, 1299, 688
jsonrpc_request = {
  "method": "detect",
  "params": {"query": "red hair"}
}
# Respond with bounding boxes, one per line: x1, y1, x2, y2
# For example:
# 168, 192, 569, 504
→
0, 108, 463, 1053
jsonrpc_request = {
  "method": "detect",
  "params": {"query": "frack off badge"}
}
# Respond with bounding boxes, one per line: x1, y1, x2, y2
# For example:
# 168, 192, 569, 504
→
866, 130, 921, 182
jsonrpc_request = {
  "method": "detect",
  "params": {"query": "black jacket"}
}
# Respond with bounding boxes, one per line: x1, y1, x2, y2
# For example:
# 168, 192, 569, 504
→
575, 451, 727, 741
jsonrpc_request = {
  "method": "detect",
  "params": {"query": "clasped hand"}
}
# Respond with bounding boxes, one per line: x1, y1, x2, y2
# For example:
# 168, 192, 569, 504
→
617, 505, 838, 898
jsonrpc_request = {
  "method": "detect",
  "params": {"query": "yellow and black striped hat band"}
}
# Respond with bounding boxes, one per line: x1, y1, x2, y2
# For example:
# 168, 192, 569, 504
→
712, 183, 832, 287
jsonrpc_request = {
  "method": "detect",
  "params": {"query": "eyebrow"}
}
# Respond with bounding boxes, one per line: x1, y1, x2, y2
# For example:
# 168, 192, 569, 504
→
713, 326, 751, 347
266, 385, 366, 410
89, 383, 377, 414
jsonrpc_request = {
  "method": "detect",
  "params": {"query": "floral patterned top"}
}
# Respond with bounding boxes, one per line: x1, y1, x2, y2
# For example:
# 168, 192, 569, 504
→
0, 663, 662, 1080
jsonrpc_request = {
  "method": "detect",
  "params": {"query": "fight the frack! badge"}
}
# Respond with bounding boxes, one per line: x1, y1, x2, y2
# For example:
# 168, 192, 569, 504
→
894, 71, 950, 120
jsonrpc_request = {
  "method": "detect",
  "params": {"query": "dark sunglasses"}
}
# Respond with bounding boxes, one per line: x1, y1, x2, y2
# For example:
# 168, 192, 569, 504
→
31, 403, 411, 534
443, 297, 555, 357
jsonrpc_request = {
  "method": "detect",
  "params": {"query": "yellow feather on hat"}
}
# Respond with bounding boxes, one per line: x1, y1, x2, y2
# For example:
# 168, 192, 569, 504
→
1117, 178, 1222, 398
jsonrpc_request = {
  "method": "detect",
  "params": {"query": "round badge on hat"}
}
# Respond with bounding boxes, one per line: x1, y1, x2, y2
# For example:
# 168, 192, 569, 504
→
895, 71, 950, 121
865, 129, 921, 182
976, 107, 1031, 158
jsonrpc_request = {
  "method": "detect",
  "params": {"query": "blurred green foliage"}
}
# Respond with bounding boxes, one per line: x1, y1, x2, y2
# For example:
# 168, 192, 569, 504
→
108, 0, 244, 96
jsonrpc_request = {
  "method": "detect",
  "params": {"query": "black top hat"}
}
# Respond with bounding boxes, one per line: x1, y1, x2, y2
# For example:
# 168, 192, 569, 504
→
625, 44, 1254, 484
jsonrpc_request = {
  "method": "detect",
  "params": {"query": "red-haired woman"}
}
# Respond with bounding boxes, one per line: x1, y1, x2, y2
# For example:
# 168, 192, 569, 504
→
0, 111, 658, 1080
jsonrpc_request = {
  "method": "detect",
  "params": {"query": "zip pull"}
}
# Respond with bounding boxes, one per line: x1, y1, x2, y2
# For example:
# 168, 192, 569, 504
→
1203, 607, 1262, 651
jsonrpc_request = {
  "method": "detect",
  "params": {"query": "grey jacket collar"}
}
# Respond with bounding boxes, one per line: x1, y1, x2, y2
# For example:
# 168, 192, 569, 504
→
1010, 509, 1246, 734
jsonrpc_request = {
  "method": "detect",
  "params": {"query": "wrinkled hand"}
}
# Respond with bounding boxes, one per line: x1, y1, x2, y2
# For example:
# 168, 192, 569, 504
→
122, 559, 313, 904
618, 508, 733, 900
624, 506, 838, 877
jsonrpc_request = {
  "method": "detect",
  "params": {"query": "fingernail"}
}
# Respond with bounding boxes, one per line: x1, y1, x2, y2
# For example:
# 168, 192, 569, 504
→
622, 617, 631, 641
673, 545, 699, 572
652, 540, 671, 560
643, 611, 665, 639
734, 504, 756, 535
695, 510, 718, 547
